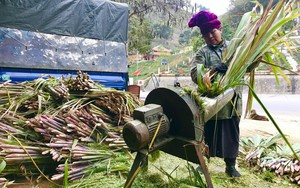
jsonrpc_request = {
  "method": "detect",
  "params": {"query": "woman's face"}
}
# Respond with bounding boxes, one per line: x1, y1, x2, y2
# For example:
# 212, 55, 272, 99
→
202, 28, 223, 46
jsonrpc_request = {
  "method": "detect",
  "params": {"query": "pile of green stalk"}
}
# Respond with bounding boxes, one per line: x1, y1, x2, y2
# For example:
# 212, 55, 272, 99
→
0, 71, 143, 186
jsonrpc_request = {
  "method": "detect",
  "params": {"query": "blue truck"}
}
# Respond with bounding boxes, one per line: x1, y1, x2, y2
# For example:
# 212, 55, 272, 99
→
0, 0, 129, 90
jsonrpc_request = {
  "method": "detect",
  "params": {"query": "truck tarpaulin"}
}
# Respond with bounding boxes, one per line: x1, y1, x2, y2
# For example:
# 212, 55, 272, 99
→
0, 0, 128, 43
0, 0, 129, 89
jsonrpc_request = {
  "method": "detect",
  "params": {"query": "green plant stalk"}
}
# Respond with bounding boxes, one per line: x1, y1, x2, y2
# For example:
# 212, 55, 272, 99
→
244, 71, 255, 118
64, 158, 69, 188
246, 83, 299, 161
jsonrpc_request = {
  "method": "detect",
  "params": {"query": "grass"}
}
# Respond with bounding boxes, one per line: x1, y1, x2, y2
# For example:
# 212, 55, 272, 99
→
68, 145, 298, 188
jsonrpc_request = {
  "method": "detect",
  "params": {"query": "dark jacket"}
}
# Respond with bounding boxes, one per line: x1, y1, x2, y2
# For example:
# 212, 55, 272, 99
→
190, 40, 242, 120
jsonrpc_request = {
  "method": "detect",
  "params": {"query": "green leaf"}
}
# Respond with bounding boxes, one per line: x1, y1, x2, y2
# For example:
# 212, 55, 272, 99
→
0, 160, 6, 173
64, 159, 69, 188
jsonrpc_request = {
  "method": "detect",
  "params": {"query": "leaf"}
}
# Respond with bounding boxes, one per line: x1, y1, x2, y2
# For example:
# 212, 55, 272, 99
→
64, 159, 69, 188
0, 160, 6, 173
244, 71, 255, 118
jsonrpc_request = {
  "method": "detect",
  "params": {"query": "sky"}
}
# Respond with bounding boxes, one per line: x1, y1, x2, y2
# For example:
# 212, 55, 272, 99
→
190, 0, 231, 16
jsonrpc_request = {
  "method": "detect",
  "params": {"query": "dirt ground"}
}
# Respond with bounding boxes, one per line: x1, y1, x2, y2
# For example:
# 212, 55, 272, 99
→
240, 114, 300, 144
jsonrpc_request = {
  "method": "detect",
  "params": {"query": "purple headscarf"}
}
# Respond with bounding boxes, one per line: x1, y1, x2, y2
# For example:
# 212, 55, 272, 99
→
188, 10, 222, 35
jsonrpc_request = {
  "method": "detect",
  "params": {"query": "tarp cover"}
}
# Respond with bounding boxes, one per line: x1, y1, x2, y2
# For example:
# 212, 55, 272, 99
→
0, 0, 128, 43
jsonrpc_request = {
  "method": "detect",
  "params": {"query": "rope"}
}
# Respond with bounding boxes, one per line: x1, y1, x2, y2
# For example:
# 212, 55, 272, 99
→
149, 115, 164, 150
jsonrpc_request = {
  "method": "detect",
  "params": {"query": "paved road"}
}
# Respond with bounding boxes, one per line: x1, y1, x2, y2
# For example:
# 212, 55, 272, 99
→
142, 90, 300, 118
140, 89, 300, 143
243, 94, 300, 118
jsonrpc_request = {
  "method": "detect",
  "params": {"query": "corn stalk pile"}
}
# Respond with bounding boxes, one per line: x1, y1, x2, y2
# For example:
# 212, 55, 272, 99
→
0, 71, 143, 186
240, 135, 300, 185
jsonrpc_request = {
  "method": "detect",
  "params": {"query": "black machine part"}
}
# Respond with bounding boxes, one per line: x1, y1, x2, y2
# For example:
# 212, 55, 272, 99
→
123, 104, 170, 151
145, 87, 202, 141
123, 88, 214, 188
123, 87, 235, 188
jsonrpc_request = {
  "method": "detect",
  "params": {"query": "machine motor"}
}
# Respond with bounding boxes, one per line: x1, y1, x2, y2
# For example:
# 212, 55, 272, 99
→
123, 87, 235, 188
123, 104, 170, 151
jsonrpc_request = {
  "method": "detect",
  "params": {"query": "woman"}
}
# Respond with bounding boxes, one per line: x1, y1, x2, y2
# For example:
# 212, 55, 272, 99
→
188, 10, 242, 177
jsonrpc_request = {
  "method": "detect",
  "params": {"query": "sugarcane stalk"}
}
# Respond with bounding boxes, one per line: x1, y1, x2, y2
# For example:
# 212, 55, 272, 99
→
40, 115, 64, 132
1, 148, 40, 154
66, 123, 90, 137
0, 122, 22, 134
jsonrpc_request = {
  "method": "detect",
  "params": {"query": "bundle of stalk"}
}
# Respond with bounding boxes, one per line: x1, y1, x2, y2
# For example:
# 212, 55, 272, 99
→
34, 77, 70, 102
0, 110, 43, 141
68, 88, 143, 125
49, 141, 130, 182
0, 111, 128, 182
251, 154, 300, 185
0, 115, 55, 178
65, 154, 131, 187
240, 135, 300, 185
0, 72, 143, 183
259, 158, 300, 176
0, 138, 56, 177
93, 91, 140, 125
240, 134, 282, 166
66, 70, 97, 91
0, 80, 38, 117
257, 143, 300, 185
289, 160, 300, 185
0, 80, 26, 106
29, 106, 127, 148
0, 106, 130, 183
45, 70, 143, 125
0, 78, 69, 118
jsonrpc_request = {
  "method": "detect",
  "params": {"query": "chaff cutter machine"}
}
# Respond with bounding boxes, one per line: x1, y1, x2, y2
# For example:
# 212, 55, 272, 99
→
123, 87, 234, 188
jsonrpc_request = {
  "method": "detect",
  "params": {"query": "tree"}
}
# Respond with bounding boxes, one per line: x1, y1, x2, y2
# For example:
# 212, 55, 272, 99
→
190, 2, 209, 13
152, 24, 172, 39
220, 18, 234, 41
225, 0, 280, 29
178, 29, 191, 45
128, 16, 153, 55
112, 0, 193, 55
189, 29, 205, 52
113, 0, 190, 26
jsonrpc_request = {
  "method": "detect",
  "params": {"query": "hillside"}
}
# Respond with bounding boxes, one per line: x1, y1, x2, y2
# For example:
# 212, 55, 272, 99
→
128, 51, 193, 83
